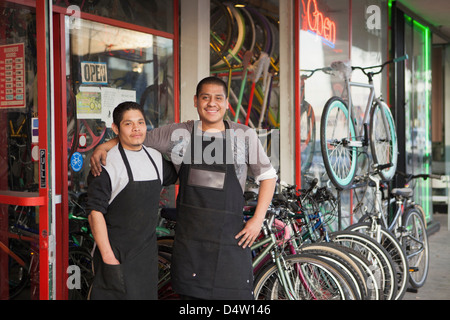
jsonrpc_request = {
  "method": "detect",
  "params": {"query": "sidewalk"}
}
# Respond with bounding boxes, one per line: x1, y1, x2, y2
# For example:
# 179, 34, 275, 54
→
403, 213, 450, 300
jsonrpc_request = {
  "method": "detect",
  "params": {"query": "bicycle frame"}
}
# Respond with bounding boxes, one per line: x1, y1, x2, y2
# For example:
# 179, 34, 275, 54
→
251, 211, 316, 300
343, 73, 390, 148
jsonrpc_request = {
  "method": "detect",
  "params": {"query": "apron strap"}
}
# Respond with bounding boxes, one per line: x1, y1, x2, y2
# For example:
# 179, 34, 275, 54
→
142, 147, 161, 182
118, 143, 161, 182
118, 143, 134, 182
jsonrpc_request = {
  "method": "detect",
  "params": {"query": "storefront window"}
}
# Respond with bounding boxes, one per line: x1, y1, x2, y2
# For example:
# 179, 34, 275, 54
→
66, 18, 175, 215
54, 0, 174, 33
209, 1, 281, 174
299, 0, 389, 228
0, 1, 40, 300
299, 0, 350, 189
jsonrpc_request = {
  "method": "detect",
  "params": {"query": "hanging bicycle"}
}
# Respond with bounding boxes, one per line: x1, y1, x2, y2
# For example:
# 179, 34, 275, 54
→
320, 56, 407, 189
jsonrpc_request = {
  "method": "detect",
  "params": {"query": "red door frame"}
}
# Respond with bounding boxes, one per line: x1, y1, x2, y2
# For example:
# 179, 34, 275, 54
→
1, 0, 180, 300
52, 0, 180, 300
36, 0, 51, 300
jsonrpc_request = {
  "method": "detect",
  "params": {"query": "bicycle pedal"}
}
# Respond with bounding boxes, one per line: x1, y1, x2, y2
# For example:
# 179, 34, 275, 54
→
409, 267, 419, 272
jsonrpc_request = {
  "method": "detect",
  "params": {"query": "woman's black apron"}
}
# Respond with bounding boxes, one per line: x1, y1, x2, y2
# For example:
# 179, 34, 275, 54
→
90, 143, 162, 300
171, 121, 253, 300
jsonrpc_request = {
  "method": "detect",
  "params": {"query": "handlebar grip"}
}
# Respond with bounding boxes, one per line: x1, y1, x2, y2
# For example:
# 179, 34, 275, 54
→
393, 54, 408, 63
375, 163, 393, 171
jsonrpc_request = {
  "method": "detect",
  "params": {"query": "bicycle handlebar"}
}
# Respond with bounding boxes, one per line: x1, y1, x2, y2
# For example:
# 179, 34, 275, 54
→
396, 170, 442, 183
351, 54, 408, 77
300, 67, 333, 79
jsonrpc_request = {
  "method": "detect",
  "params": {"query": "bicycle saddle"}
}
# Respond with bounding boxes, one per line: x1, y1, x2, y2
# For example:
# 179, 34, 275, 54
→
391, 188, 413, 198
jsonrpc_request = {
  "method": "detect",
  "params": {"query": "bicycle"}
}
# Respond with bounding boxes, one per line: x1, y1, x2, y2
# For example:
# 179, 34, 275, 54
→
356, 170, 437, 290
277, 179, 399, 300
320, 56, 408, 190
1, 205, 40, 299
251, 204, 360, 300
345, 164, 410, 299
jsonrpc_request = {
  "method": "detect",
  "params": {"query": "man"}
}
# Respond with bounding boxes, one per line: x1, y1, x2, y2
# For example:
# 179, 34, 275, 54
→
90, 77, 277, 299
86, 101, 177, 299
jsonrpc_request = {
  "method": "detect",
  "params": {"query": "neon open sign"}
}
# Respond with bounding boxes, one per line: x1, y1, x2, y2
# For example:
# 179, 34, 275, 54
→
302, 0, 337, 48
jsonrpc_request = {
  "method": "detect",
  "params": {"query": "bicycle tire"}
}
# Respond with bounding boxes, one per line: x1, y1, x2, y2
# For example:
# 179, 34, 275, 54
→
240, 7, 256, 54
331, 231, 398, 300
320, 96, 358, 189
299, 243, 368, 300
244, 7, 272, 58
370, 100, 398, 180
403, 207, 429, 288
210, 0, 234, 66
341, 245, 383, 300
345, 222, 409, 300
211, 3, 246, 69
253, 253, 359, 300
8, 251, 30, 300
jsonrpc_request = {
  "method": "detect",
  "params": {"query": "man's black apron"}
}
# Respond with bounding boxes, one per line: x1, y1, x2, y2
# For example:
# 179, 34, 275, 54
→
90, 143, 161, 300
171, 121, 253, 300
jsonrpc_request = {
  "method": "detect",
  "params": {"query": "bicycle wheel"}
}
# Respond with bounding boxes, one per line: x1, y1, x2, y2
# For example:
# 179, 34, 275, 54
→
320, 96, 358, 189
211, 3, 246, 69
370, 100, 398, 180
342, 245, 382, 300
8, 252, 30, 300
253, 253, 359, 300
299, 243, 368, 300
345, 222, 409, 300
210, 0, 234, 66
403, 207, 429, 288
331, 231, 398, 300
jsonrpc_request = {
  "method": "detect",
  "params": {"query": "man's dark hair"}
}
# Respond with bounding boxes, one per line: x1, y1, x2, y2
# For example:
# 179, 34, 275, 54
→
196, 76, 228, 98
113, 101, 145, 128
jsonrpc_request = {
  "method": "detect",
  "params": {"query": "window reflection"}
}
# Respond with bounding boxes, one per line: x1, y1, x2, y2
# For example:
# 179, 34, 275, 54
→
54, 0, 173, 33
66, 18, 174, 199
299, 0, 389, 229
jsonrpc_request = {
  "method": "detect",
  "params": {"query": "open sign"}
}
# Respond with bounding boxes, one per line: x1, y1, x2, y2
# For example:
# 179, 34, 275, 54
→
302, 0, 336, 48
81, 61, 108, 85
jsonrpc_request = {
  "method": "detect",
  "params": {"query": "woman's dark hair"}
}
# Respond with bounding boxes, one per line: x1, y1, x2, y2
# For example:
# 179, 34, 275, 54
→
113, 101, 145, 128
195, 76, 228, 97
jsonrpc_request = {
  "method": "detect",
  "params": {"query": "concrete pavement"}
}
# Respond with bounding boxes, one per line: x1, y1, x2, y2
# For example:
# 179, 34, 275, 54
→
403, 213, 450, 300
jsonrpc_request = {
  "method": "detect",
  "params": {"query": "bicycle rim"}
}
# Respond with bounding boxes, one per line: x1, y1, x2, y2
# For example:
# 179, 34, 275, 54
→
370, 101, 397, 180
345, 222, 409, 300
253, 253, 358, 300
331, 231, 398, 300
320, 97, 357, 189
403, 208, 429, 288
299, 244, 367, 300
210, 0, 234, 66
212, 3, 246, 69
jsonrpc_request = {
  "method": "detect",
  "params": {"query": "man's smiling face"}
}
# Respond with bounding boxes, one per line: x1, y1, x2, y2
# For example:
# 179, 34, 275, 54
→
194, 83, 228, 131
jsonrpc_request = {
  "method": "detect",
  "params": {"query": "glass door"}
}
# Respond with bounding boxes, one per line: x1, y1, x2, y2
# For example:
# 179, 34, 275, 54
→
63, 13, 175, 300
0, 1, 48, 300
